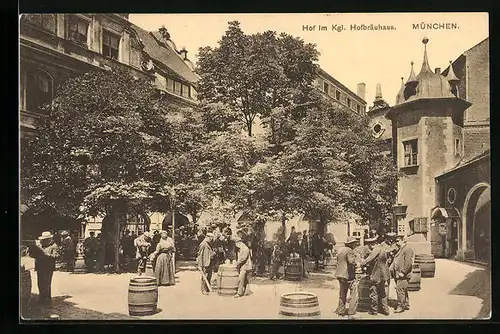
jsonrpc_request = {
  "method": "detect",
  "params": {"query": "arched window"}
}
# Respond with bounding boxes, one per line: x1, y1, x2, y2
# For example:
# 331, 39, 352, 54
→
24, 69, 53, 113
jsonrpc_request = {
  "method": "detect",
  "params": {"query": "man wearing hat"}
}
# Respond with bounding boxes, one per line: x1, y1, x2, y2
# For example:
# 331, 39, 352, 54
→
390, 235, 414, 313
233, 237, 252, 298
334, 236, 359, 317
29, 231, 60, 304
360, 234, 390, 315
197, 232, 215, 294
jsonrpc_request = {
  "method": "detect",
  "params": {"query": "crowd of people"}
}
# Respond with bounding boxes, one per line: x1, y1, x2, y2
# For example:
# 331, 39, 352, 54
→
335, 232, 415, 319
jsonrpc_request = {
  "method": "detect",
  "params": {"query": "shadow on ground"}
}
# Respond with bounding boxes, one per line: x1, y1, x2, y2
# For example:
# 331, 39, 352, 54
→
251, 270, 338, 289
448, 269, 491, 319
21, 294, 136, 321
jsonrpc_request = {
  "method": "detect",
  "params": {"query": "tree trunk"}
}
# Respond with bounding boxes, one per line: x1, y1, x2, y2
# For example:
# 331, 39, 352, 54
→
281, 213, 286, 239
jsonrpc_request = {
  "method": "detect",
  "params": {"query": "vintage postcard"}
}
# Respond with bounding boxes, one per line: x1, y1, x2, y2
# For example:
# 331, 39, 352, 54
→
19, 12, 490, 321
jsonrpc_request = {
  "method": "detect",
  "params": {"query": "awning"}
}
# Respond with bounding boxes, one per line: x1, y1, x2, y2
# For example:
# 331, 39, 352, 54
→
431, 207, 461, 219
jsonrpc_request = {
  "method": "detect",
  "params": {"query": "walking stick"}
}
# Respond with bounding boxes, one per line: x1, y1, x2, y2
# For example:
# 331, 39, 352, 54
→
199, 267, 212, 293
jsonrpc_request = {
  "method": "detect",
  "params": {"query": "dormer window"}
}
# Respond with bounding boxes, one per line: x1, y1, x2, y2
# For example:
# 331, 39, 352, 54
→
68, 16, 89, 47
103, 31, 120, 60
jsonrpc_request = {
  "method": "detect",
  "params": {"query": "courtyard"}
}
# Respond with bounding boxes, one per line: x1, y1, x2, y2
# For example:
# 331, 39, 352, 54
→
21, 259, 490, 321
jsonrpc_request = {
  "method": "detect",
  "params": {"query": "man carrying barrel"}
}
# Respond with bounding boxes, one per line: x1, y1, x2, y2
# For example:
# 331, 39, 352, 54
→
334, 236, 359, 318
390, 235, 414, 313
360, 235, 390, 316
197, 232, 215, 295
233, 237, 252, 298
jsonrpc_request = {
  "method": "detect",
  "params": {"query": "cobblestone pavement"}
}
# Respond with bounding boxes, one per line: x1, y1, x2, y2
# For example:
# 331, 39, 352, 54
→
21, 259, 490, 321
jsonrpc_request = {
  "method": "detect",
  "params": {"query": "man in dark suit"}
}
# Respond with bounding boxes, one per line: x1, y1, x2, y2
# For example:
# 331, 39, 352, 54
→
389, 236, 414, 313
334, 236, 359, 318
361, 235, 390, 315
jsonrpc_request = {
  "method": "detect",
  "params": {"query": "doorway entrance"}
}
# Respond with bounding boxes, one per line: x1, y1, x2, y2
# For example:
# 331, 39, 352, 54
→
463, 183, 490, 264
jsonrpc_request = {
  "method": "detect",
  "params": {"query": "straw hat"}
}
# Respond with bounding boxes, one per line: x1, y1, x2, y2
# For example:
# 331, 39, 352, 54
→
39, 231, 53, 240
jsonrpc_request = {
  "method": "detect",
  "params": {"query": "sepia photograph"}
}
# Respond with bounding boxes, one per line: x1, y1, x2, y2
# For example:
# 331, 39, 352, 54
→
19, 12, 490, 321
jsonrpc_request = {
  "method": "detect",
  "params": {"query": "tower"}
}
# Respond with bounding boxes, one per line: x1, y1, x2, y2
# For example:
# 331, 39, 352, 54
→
368, 83, 392, 156
386, 38, 471, 255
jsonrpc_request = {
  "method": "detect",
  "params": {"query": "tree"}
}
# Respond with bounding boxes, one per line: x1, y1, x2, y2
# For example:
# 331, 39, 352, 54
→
196, 21, 319, 137
21, 68, 202, 272
245, 95, 398, 232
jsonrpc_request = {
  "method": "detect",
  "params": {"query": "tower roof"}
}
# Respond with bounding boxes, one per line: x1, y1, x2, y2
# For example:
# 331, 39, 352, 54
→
368, 83, 390, 112
395, 37, 458, 106
446, 60, 460, 83
395, 77, 405, 105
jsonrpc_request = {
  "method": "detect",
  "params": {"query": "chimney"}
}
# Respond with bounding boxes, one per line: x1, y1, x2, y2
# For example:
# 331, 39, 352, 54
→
179, 47, 188, 60
357, 83, 366, 101
435, 68, 441, 75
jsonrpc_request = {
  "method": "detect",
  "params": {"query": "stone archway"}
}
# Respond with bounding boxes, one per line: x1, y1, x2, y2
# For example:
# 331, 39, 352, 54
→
462, 182, 490, 262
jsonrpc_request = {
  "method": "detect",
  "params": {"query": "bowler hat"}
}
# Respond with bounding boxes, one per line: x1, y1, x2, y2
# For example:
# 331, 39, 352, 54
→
39, 231, 53, 240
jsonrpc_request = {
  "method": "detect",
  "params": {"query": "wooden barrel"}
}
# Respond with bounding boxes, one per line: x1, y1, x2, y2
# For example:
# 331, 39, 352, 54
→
357, 276, 372, 312
73, 254, 87, 274
408, 264, 421, 291
284, 258, 303, 281
279, 292, 321, 318
217, 263, 239, 296
21, 267, 32, 310
128, 277, 158, 316
415, 254, 435, 278
145, 259, 155, 278
325, 255, 338, 273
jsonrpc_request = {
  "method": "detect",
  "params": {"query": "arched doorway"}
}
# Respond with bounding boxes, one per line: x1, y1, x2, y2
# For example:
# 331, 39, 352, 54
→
463, 183, 491, 263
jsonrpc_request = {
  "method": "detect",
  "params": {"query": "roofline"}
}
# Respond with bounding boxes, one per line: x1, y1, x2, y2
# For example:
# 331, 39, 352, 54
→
436, 150, 490, 179
317, 67, 366, 105
386, 96, 471, 119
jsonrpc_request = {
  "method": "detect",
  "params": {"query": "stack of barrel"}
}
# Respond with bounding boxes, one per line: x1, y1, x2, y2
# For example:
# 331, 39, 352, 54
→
279, 292, 321, 318
414, 254, 436, 278
217, 263, 239, 296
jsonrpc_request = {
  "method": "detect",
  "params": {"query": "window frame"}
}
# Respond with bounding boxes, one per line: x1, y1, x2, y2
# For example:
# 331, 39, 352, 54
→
335, 90, 341, 100
323, 81, 329, 94
67, 15, 90, 47
454, 138, 462, 156
102, 29, 120, 60
402, 138, 419, 167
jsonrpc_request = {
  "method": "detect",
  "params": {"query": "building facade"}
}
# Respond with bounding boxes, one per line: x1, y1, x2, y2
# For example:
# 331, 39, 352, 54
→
20, 13, 200, 239
385, 37, 490, 263
314, 67, 367, 115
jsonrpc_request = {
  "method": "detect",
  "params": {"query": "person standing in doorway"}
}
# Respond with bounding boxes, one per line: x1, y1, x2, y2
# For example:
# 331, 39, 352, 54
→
389, 236, 414, 313
28, 231, 60, 305
335, 236, 359, 318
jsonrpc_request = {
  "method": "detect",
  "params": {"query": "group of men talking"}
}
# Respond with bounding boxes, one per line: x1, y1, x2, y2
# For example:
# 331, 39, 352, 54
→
335, 232, 414, 319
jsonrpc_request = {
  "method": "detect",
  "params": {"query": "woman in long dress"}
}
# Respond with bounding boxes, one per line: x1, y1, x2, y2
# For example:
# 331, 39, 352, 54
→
150, 230, 175, 286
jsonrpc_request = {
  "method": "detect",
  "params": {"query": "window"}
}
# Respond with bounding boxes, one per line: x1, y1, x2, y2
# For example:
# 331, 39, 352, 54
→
454, 138, 461, 156
347, 98, 351, 108
166, 78, 174, 92
190, 86, 197, 100
174, 81, 182, 95
356, 104, 361, 113
181, 84, 190, 98
23, 69, 53, 113
102, 30, 119, 60
22, 14, 57, 34
68, 16, 89, 46
323, 82, 329, 94
403, 139, 418, 166
335, 90, 340, 100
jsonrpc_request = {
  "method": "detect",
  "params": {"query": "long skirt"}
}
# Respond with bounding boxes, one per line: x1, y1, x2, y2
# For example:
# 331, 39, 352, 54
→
155, 252, 175, 286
